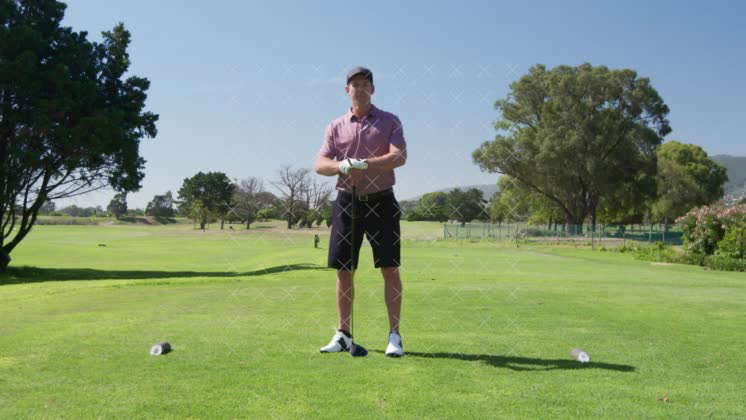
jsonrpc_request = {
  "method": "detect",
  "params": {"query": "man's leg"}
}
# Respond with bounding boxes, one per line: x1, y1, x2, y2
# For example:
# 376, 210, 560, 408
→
336, 269, 353, 334
381, 266, 402, 333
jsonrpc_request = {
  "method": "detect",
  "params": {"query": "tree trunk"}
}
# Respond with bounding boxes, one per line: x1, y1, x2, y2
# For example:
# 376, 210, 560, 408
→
200, 221, 205, 230
246, 219, 251, 229
0, 248, 10, 272
591, 210, 597, 233
565, 212, 583, 235
220, 217, 225, 230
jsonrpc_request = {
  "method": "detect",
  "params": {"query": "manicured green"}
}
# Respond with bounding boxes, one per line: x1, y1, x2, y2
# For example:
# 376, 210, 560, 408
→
1, 222, 744, 418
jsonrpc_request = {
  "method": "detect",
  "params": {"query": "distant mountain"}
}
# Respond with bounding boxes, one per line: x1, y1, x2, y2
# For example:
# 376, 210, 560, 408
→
712, 155, 746, 193
711, 155, 746, 203
401, 184, 499, 203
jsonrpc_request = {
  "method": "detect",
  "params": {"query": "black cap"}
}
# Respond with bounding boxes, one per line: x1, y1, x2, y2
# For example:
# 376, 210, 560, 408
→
346, 66, 373, 85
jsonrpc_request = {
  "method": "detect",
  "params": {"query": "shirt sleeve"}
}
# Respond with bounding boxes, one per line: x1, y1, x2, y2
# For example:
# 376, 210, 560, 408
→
317, 123, 337, 159
390, 115, 406, 149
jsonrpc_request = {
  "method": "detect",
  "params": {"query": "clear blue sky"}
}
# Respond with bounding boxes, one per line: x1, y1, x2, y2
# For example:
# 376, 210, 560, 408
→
58, 0, 746, 209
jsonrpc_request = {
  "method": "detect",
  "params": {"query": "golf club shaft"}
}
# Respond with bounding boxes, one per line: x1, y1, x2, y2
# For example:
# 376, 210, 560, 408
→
350, 185, 356, 344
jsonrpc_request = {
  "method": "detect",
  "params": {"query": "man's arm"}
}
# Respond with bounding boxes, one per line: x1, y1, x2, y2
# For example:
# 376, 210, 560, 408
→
366, 143, 407, 171
314, 156, 341, 176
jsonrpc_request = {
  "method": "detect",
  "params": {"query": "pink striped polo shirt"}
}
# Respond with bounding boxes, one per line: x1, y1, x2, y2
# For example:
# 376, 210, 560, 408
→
317, 105, 406, 195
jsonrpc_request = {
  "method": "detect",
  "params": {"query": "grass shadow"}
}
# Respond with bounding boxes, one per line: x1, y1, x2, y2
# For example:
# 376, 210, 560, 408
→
0, 263, 327, 285
390, 351, 635, 372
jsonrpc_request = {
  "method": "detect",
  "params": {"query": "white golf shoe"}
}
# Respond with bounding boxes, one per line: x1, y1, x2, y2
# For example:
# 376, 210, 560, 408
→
319, 330, 352, 353
385, 331, 404, 357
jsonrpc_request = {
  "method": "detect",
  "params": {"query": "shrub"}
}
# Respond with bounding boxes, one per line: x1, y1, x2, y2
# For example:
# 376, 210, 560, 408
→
715, 215, 746, 260
677, 204, 746, 256
704, 255, 746, 272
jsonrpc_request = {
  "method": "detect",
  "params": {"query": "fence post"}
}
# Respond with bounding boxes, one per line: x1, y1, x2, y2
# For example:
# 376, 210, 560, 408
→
649, 224, 652, 242
591, 228, 595, 250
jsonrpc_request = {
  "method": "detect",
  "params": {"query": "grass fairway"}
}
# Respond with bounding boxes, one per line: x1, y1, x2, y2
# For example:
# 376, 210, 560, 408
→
1, 222, 744, 418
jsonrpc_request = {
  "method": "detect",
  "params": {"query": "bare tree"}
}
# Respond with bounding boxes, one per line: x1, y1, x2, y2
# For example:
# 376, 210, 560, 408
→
272, 166, 310, 229
300, 178, 333, 228
231, 177, 264, 229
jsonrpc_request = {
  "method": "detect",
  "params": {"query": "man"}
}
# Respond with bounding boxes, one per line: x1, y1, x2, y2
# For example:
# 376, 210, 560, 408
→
314, 66, 407, 357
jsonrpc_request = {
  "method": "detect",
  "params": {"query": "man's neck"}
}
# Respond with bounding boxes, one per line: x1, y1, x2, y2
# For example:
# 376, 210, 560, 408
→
351, 103, 372, 119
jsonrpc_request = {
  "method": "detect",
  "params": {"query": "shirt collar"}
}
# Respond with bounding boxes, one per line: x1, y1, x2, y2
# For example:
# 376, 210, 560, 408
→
347, 104, 378, 122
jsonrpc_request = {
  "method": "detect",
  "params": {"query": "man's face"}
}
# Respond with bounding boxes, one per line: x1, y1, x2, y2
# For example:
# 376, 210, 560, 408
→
345, 75, 374, 103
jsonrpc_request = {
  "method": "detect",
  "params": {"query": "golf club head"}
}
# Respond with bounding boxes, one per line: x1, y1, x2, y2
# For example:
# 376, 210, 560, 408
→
350, 342, 368, 357
150, 341, 172, 356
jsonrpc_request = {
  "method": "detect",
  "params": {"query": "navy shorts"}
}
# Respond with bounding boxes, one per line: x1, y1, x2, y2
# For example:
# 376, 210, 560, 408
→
327, 189, 401, 271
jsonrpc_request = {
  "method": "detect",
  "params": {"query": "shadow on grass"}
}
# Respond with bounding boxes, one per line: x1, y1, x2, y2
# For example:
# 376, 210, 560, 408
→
0, 263, 327, 285
388, 351, 635, 372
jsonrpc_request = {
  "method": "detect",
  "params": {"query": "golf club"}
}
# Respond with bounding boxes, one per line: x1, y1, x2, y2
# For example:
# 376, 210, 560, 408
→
349, 184, 368, 357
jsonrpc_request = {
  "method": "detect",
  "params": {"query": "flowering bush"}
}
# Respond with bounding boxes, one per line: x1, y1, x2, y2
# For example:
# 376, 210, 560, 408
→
677, 204, 746, 256
716, 213, 746, 259
677, 206, 724, 255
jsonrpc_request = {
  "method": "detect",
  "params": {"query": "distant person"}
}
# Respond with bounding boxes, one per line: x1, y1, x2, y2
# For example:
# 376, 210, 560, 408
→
314, 66, 407, 357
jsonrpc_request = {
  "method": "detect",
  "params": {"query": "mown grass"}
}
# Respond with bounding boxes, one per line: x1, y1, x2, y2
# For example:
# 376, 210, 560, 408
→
1, 222, 744, 418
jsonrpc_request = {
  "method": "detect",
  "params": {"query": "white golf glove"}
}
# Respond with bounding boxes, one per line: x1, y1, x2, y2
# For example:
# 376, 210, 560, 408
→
338, 158, 368, 175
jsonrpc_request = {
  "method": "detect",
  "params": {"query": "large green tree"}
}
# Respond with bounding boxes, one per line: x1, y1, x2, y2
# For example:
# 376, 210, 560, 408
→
414, 191, 448, 222
473, 63, 670, 231
0, 1, 158, 270
596, 173, 655, 225
489, 176, 563, 225
145, 191, 176, 218
177, 172, 235, 230
652, 141, 728, 223
445, 188, 487, 225
107, 193, 127, 219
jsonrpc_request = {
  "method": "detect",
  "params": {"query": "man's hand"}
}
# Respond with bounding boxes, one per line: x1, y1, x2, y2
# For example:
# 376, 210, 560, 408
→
338, 158, 369, 175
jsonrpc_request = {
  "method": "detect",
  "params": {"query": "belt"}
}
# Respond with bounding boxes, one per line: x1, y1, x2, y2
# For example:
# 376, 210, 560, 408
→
339, 188, 393, 202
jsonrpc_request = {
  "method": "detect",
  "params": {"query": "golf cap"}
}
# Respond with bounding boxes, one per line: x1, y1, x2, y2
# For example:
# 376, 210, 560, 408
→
346, 66, 373, 85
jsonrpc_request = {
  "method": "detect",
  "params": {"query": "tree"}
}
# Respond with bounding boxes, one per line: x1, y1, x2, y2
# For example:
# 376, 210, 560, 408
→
107, 193, 128, 219
652, 141, 728, 225
445, 188, 486, 226
39, 199, 56, 215
188, 200, 215, 230
473, 63, 670, 233
414, 192, 449, 222
256, 207, 276, 221
126, 208, 145, 217
319, 200, 334, 227
254, 191, 279, 210
298, 178, 332, 228
58, 205, 100, 217
231, 177, 264, 229
272, 166, 310, 229
177, 172, 235, 230
596, 173, 654, 225
145, 191, 175, 218
491, 177, 531, 223
0, 2, 158, 270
